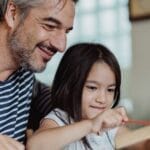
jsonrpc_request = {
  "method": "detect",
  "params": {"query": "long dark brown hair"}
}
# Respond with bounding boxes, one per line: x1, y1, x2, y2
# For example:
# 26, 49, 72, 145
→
50, 43, 121, 149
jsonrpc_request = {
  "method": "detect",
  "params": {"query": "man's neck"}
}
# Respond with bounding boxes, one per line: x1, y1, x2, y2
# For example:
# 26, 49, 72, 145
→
0, 69, 16, 81
0, 50, 18, 81
0, 25, 18, 81
0, 55, 18, 81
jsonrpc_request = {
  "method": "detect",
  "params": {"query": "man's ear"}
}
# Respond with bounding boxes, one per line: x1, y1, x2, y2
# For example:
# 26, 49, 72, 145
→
4, 1, 18, 28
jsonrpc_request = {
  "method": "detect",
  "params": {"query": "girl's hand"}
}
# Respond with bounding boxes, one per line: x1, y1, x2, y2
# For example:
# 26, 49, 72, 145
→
91, 107, 128, 134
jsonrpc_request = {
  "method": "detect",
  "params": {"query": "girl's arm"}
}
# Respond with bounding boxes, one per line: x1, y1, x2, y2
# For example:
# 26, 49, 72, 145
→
26, 107, 128, 150
26, 119, 93, 150
115, 126, 150, 150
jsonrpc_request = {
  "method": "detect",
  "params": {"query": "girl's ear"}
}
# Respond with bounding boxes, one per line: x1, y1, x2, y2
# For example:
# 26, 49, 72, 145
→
4, 1, 18, 28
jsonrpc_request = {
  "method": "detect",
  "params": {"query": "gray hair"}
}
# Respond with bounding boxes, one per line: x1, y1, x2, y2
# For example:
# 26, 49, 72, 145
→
0, 0, 78, 22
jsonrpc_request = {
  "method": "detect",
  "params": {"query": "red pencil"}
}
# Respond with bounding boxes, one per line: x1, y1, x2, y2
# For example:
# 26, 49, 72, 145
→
125, 119, 150, 126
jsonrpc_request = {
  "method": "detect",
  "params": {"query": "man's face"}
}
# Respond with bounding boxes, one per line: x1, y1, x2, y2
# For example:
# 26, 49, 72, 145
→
8, 0, 75, 72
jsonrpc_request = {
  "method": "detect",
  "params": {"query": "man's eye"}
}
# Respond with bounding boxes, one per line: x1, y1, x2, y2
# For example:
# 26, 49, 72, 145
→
43, 24, 57, 31
66, 29, 71, 34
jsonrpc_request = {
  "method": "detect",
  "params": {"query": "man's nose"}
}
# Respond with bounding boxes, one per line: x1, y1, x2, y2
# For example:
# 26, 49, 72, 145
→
50, 30, 67, 53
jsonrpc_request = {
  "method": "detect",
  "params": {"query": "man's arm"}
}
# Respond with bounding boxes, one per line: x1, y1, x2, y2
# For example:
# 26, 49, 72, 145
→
0, 134, 24, 150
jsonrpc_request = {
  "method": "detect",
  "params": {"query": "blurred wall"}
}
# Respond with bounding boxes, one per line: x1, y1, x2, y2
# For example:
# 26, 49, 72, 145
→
129, 20, 150, 120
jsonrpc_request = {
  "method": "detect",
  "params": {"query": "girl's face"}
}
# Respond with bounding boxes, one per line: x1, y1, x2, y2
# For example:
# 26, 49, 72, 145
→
82, 61, 116, 119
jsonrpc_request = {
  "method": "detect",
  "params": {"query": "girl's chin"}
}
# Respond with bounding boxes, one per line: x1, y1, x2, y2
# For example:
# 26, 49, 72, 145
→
88, 111, 104, 119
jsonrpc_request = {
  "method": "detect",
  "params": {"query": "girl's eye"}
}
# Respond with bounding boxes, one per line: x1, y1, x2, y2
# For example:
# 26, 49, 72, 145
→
86, 85, 97, 91
108, 88, 115, 92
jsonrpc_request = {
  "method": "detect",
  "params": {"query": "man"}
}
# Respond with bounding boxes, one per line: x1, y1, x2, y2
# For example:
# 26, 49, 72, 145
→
0, 0, 78, 149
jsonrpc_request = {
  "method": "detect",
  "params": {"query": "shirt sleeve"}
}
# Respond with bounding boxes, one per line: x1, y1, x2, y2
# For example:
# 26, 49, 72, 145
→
45, 109, 69, 126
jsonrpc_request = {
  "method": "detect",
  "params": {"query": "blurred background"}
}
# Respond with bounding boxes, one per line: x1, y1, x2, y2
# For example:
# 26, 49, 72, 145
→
36, 0, 150, 123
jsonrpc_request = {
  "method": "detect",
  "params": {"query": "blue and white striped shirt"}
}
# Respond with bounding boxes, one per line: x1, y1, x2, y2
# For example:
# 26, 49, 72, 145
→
0, 68, 34, 142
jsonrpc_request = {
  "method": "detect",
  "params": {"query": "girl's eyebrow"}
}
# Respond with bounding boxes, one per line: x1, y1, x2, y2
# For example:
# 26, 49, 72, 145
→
86, 80, 116, 87
109, 84, 116, 87
85, 80, 99, 85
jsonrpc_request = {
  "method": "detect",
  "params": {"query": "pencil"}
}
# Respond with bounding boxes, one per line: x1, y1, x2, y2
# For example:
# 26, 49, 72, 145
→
125, 119, 150, 126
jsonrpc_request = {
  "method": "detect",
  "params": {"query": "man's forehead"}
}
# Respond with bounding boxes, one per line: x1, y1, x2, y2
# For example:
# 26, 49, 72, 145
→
41, 0, 65, 8
37, 0, 75, 18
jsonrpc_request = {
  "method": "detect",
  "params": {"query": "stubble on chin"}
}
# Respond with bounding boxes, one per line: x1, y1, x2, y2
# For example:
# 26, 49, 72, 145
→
7, 29, 43, 72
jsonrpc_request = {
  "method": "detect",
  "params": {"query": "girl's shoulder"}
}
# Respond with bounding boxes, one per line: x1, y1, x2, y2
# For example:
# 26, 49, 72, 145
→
45, 108, 71, 126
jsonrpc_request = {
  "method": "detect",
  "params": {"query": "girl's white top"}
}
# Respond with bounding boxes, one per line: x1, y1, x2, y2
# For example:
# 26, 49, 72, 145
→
45, 108, 117, 150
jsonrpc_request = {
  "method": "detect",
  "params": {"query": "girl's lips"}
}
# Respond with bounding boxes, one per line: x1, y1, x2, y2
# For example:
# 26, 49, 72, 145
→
90, 105, 106, 110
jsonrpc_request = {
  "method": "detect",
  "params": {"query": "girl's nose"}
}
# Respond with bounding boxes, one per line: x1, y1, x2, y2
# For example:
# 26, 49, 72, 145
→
95, 93, 106, 103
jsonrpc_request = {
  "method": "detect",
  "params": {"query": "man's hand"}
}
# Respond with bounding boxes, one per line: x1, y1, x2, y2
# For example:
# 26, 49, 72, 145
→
0, 134, 24, 150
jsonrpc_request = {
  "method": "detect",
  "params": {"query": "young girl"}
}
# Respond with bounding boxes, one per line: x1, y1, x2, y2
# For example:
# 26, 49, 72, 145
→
27, 43, 146, 150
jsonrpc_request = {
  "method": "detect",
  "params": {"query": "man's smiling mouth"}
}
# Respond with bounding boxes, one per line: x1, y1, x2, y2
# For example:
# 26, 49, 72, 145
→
37, 43, 57, 61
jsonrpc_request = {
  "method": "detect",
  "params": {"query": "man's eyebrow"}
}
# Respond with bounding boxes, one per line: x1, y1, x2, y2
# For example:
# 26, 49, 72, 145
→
42, 17, 73, 31
43, 17, 61, 25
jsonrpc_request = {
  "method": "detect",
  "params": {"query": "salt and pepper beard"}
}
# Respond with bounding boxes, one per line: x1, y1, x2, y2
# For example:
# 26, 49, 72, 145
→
7, 23, 46, 73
